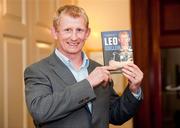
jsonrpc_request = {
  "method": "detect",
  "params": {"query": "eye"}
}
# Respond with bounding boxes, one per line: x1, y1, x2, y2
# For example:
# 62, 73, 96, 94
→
77, 28, 84, 32
64, 28, 71, 32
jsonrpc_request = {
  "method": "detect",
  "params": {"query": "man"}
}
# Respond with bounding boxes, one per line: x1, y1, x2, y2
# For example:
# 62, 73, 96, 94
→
109, 31, 133, 70
24, 5, 143, 128
118, 31, 133, 62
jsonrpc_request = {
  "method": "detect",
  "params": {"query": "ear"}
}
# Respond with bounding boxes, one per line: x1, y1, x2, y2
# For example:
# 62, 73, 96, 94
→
85, 28, 91, 40
128, 37, 131, 42
51, 27, 58, 40
118, 38, 121, 43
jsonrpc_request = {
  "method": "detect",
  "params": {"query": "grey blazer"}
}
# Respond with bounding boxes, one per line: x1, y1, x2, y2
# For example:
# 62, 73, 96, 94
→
24, 52, 141, 128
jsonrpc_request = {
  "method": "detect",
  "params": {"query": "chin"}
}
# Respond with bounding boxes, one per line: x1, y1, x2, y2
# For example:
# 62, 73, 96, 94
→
68, 50, 81, 55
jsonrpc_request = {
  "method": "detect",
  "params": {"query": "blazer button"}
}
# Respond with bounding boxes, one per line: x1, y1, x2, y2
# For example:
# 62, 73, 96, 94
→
84, 97, 89, 101
78, 99, 84, 104
78, 97, 90, 104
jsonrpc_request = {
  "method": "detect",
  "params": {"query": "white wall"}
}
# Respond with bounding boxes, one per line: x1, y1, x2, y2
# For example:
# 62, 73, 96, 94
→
77, 0, 131, 51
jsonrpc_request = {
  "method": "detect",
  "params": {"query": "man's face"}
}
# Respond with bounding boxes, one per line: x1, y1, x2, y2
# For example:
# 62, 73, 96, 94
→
118, 34, 130, 47
55, 14, 90, 56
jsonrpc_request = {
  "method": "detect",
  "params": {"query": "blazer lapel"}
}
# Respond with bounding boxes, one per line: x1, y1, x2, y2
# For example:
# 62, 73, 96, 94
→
47, 52, 77, 85
88, 60, 108, 123
87, 60, 99, 117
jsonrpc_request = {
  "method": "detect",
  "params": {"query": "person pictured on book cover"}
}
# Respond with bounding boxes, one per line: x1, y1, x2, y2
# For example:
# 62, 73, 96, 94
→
109, 31, 133, 69
24, 5, 143, 128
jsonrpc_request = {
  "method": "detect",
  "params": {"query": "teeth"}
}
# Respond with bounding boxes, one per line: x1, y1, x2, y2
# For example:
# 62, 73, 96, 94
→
68, 42, 79, 46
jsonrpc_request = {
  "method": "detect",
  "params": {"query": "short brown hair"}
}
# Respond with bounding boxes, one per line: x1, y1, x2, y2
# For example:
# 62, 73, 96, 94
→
118, 31, 129, 38
53, 5, 89, 31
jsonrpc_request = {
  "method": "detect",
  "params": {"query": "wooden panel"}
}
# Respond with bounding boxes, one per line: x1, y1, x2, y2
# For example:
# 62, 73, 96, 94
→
2, 0, 26, 24
109, 120, 133, 128
160, 35, 180, 48
0, 20, 4, 128
55, 0, 77, 8
3, 0, 21, 19
160, 1, 180, 47
131, 0, 152, 128
35, 41, 53, 61
1, 0, 27, 37
3, 36, 27, 128
35, 0, 55, 28
163, 4, 180, 31
160, 2, 180, 34
30, 0, 54, 46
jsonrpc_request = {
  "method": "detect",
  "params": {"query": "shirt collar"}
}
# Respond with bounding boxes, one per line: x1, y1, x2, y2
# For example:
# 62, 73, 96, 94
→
55, 49, 70, 64
55, 48, 89, 69
81, 52, 89, 69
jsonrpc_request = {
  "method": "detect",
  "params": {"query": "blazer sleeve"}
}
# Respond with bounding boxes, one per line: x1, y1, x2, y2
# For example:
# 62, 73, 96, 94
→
24, 65, 96, 124
109, 84, 142, 125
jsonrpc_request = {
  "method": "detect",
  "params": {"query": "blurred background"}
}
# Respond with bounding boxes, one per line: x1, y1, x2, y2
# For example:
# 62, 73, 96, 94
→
0, 0, 180, 128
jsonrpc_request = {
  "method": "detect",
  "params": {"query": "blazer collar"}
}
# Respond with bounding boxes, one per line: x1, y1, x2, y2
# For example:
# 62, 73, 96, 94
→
47, 51, 77, 85
48, 51, 95, 80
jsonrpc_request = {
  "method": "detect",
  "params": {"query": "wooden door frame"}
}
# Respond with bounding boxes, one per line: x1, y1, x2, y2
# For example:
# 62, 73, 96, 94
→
131, 0, 162, 128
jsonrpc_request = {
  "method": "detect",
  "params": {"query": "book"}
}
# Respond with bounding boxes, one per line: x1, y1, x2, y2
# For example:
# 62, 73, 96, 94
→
101, 30, 133, 73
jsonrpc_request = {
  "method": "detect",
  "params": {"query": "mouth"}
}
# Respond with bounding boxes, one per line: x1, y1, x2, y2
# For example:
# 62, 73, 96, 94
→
67, 41, 80, 47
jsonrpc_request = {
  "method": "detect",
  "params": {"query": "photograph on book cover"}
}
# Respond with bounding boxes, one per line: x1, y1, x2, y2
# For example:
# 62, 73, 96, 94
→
101, 30, 133, 73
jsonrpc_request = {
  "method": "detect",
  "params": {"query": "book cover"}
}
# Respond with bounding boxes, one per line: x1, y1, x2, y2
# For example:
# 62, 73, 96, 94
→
101, 30, 133, 73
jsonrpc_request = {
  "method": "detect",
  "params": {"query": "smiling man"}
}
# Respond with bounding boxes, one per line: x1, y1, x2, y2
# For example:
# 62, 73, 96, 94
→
24, 5, 143, 128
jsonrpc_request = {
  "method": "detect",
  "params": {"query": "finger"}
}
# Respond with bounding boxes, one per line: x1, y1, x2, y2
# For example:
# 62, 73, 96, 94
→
102, 81, 108, 87
126, 63, 143, 75
123, 64, 143, 80
102, 69, 111, 78
123, 64, 136, 73
122, 72, 134, 82
122, 67, 136, 78
108, 74, 112, 82
102, 66, 117, 71
101, 75, 111, 87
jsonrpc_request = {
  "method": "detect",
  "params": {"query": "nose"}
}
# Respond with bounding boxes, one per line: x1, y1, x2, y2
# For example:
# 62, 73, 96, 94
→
71, 31, 78, 41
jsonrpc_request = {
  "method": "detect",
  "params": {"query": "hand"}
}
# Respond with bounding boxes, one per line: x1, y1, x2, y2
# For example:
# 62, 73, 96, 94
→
109, 60, 133, 69
121, 63, 143, 93
86, 66, 114, 88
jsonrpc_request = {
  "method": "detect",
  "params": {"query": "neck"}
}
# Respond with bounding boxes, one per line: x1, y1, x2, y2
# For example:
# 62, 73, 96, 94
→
57, 49, 83, 69
121, 45, 129, 50
69, 53, 83, 67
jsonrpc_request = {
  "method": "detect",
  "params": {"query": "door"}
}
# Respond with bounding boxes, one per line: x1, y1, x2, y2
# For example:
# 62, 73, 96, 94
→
0, 0, 74, 127
131, 0, 180, 128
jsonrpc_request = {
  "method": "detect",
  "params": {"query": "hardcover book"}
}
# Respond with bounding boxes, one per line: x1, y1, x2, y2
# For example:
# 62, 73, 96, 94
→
101, 30, 133, 73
